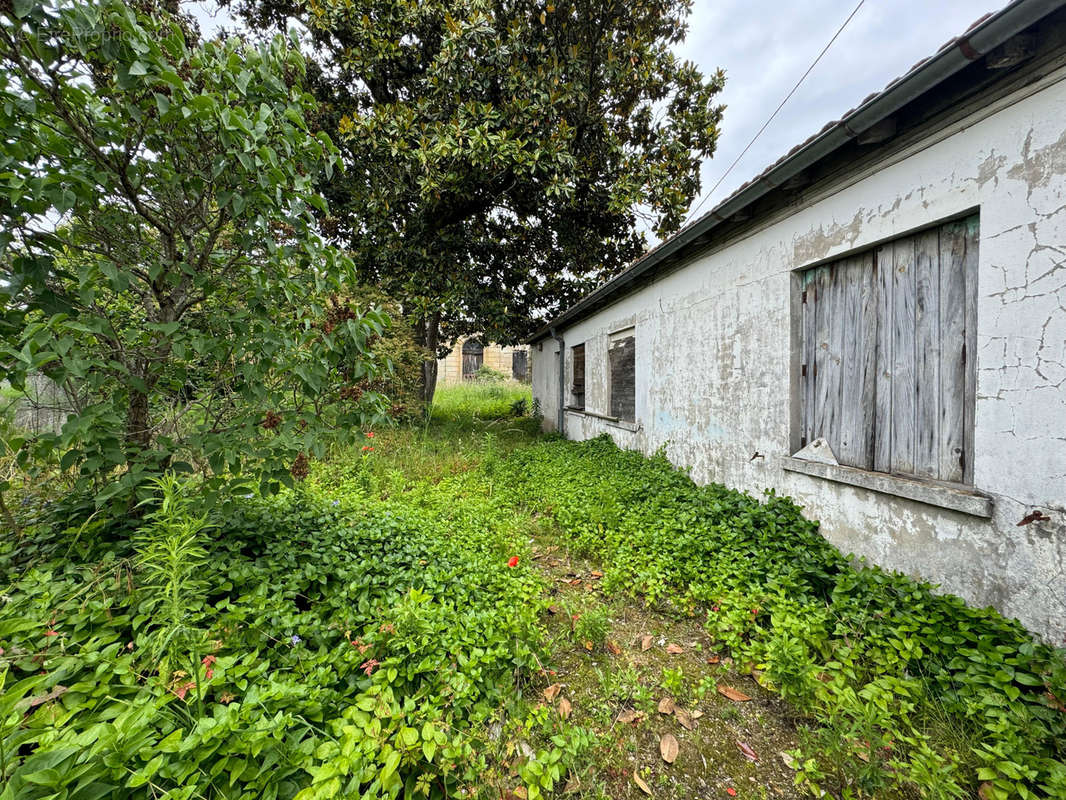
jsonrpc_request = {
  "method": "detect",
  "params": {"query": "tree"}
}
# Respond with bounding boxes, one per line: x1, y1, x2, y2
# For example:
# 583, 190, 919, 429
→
228, 0, 725, 400
0, 0, 388, 510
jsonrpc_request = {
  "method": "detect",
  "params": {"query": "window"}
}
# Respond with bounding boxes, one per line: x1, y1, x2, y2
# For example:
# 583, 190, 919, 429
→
798, 214, 978, 484
570, 344, 585, 409
461, 339, 484, 380
608, 330, 636, 422
511, 349, 528, 382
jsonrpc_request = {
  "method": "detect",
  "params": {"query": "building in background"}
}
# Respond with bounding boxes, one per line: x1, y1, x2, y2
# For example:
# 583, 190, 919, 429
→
436, 337, 530, 384
528, 2, 1066, 641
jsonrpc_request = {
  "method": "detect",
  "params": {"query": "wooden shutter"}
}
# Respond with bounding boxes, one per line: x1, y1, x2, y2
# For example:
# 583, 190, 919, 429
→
800, 214, 977, 483
571, 344, 585, 409
609, 335, 636, 422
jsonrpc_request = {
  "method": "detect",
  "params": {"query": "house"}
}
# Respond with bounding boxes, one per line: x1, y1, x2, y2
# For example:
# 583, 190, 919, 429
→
528, 0, 1066, 642
436, 336, 530, 384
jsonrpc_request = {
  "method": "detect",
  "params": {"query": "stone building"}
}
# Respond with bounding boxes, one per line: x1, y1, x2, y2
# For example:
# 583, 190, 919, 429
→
436, 337, 530, 384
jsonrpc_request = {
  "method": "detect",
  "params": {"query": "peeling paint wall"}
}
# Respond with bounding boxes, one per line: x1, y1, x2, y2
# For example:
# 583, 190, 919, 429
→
532, 69, 1066, 642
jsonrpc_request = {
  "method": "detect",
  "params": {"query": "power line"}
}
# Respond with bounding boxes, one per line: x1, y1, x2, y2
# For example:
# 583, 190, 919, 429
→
684, 0, 867, 223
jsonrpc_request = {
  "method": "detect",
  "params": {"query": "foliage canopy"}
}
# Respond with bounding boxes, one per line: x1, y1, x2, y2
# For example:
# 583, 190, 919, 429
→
0, 0, 388, 508
229, 0, 726, 396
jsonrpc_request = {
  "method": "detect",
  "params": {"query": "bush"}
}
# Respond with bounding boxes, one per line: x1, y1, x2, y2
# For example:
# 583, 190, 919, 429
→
0, 467, 545, 799
496, 435, 1066, 800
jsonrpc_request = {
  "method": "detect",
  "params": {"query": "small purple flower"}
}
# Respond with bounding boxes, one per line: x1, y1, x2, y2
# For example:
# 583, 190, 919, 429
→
332, 500, 340, 506
290, 634, 302, 645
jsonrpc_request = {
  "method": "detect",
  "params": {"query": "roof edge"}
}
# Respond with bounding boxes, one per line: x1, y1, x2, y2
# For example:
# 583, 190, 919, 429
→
527, 0, 1057, 343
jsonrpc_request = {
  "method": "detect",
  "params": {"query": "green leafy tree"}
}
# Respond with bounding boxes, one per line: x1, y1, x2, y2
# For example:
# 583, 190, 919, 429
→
229, 0, 725, 400
0, 0, 388, 510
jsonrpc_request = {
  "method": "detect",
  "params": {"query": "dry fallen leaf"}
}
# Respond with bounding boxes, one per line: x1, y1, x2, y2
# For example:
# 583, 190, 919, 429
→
617, 709, 644, 724
633, 770, 653, 796
557, 697, 572, 719
27, 685, 68, 709
690, 709, 704, 720
737, 741, 758, 762
717, 685, 752, 702
657, 697, 675, 715
563, 777, 581, 794
583, 640, 593, 651
606, 640, 622, 655
706, 655, 720, 664
665, 643, 684, 654
543, 684, 562, 701
590, 570, 604, 578
641, 635, 654, 652
674, 707, 695, 730
547, 605, 562, 615
659, 732, 679, 764
511, 787, 528, 800
780, 751, 798, 770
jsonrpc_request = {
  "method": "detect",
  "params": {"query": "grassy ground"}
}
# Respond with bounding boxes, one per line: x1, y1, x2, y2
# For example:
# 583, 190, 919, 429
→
1, 382, 1062, 800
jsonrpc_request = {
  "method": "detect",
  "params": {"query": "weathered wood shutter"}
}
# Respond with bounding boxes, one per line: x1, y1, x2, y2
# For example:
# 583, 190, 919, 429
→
461, 339, 484, 379
571, 344, 585, 409
800, 214, 978, 484
609, 334, 636, 422
511, 350, 528, 381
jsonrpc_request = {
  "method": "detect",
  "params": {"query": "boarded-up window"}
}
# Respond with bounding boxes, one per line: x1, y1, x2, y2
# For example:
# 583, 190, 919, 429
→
461, 339, 484, 379
609, 331, 636, 422
799, 214, 978, 484
570, 344, 585, 409
511, 350, 528, 382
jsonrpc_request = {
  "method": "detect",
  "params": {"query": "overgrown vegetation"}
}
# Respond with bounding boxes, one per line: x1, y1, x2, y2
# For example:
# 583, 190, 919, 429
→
497, 436, 1066, 799
0, 387, 552, 799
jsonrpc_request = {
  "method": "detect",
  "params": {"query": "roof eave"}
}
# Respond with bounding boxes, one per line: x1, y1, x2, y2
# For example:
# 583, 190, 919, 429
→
527, 0, 1058, 344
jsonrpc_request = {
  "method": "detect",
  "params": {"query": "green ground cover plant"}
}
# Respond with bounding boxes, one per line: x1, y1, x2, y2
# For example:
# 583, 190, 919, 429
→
496, 436, 1066, 800
0, 412, 551, 798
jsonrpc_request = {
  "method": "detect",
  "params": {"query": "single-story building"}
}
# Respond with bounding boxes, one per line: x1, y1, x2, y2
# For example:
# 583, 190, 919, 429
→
436, 337, 530, 384
528, 0, 1066, 642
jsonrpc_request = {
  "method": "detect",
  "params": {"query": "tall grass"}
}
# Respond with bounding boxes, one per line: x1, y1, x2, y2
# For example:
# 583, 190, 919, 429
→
429, 380, 533, 427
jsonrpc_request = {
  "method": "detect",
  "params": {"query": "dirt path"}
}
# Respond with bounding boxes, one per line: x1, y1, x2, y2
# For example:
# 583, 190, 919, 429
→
531, 538, 806, 800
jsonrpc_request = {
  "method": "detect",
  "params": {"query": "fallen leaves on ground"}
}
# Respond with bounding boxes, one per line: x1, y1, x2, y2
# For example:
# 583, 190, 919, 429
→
737, 741, 758, 762
641, 635, 654, 651
674, 707, 695, 730
717, 684, 752, 702
557, 697, 572, 719
617, 709, 644, 724
665, 643, 684, 654
657, 696, 675, 715
606, 640, 621, 655
660, 732, 679, 764
543, 684, 561, 701
633, 770, 653, 796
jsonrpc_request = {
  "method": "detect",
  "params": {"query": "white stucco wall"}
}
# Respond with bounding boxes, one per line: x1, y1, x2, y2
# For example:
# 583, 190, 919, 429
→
531, 67, 1066, 642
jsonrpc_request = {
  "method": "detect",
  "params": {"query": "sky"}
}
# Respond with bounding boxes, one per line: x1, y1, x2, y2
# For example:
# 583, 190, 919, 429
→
188, 0, 1007, 229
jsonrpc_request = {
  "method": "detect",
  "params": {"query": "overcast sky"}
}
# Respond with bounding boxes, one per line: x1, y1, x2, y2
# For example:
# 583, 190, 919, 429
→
189, 0, 1006, 229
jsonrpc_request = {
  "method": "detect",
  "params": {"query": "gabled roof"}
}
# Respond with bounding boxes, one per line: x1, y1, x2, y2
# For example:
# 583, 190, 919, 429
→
528, 0, 1062, 343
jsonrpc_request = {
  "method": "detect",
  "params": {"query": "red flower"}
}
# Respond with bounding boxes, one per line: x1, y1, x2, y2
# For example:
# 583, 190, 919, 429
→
43, 630, 59, 637
205, 668, 214, 680
507, 556, 520, 568
361, 445, 374, 452
726, 789, 737, 797
201, 654, 217, 667
360, 658, 380, 676
366, 431, 375, 438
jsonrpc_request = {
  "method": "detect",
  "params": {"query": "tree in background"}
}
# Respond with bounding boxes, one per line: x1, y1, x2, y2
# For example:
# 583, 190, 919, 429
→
227, 0, 725, 400
0, 0, 388, 511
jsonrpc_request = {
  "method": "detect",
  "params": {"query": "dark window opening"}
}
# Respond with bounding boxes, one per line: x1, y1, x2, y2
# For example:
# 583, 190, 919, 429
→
609, 334, 635, 422
511, 350, 528, 382
570, 344, 585, 409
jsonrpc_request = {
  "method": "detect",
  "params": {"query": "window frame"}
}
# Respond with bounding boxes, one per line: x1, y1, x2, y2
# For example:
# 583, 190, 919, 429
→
569, 343, 585, 410
607, 328, 636, 424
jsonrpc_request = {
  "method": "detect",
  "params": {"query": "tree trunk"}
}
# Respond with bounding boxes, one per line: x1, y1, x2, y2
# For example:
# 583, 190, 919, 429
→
418, 310, 442, 406
125, 387, 152, 456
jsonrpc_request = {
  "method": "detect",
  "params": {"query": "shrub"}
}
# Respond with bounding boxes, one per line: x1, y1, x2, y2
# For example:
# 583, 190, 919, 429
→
496, 434, 1066, 799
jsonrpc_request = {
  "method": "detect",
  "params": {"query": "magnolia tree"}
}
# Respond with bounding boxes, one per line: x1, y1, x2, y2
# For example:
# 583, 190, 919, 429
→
0, 0, 388, 510
230, 0, 726, 401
